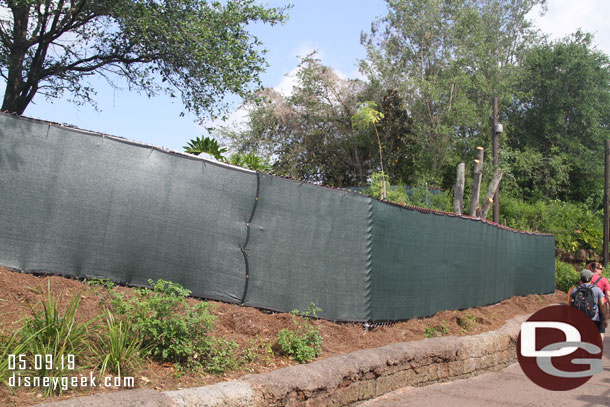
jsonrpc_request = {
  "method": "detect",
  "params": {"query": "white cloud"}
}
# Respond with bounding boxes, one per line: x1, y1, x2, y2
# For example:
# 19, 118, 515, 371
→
200, 50, 357, 137
274, 67, 299, 96
291, 41, 322, 61
528, 0, 610, 55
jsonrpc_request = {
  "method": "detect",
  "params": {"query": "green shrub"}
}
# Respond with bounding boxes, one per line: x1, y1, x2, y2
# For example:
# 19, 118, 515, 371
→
424, 320, 450, 338
108, 279, 236, 373
500, 197, 603, 253
197, 337, 240, 375
276, 303, 323, 364
242, 337, 275, 367
368, 172, 452, 211
555, 260, 580, 293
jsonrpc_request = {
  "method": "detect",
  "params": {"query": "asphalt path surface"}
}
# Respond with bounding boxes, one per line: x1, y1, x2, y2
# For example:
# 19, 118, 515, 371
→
358, 337, 610, 407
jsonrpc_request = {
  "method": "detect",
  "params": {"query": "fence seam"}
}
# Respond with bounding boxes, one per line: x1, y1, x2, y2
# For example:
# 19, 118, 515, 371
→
240, 171, 261, 304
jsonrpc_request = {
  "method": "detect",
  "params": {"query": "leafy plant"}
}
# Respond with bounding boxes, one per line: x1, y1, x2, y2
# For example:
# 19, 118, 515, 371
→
555, 260, 580, 293
424, 320, 450, 338
198, 337, 240, 375
367, 172, 452, 211
242, 336, 275, 367
229, 152, 272, 172
500, 196, 603, 254
87, 278, 116, 291
108, 279, 233, 373
276, 303, 323, 363
457, 312, 478, 332
183, 136, 228, 161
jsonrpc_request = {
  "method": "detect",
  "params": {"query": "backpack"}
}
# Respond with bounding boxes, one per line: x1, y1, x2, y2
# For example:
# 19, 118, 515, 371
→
572, 285, 597, 319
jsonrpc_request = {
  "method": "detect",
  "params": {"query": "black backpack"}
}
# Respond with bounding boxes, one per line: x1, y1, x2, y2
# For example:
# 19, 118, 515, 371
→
572, 285, 597, 318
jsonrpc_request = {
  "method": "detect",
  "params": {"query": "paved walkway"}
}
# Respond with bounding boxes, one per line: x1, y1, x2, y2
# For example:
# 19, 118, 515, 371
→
358, 338, 610, 407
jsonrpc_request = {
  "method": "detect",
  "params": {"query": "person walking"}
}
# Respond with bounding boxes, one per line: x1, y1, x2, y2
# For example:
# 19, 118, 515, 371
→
570, 269, 607, 343
588, 262, 610, 303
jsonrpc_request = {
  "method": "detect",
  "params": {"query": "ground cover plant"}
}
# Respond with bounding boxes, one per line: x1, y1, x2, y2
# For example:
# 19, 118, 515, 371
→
277, 304, 323, 363
0, 267, 567, 406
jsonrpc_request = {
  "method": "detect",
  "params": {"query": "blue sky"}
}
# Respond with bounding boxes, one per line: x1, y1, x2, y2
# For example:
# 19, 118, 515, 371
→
20, 0, 610, 153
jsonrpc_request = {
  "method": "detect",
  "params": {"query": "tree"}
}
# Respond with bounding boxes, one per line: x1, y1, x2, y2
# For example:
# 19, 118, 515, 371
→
506, 31, 610, 202
220, 54, 372, 186
352, 101, 387, 198
220, 54, 415, 187
361, 0, 542, 188
0, 0, 287, 117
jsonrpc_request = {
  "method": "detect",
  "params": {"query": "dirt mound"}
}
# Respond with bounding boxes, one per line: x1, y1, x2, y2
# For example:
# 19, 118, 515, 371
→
0, 266, 567, 406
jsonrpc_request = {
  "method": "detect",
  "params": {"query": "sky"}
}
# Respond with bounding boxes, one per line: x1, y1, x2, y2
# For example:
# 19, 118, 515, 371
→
17, 0, 610, 153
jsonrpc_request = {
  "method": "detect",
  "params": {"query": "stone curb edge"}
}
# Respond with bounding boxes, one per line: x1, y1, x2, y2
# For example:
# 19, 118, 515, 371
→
37, 313, 530, 407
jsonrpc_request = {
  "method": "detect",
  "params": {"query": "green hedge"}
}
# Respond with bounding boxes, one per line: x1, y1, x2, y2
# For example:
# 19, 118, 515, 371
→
500, 197, 602, 254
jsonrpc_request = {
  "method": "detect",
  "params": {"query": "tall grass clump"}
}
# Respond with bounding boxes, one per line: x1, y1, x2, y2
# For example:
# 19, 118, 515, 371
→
18, 284, 94, 394
94, 310, 145, 377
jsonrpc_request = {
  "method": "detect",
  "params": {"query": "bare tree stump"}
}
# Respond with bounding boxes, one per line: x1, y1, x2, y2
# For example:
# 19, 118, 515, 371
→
480, 168, 504, 219
468, 147, 484, 217
454, 163, 465, 215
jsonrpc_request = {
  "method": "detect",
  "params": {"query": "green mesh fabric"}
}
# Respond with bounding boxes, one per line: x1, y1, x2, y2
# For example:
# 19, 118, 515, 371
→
0, 112, 555, 321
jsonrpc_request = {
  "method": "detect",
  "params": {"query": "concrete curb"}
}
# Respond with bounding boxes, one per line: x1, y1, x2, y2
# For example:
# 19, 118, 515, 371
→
38, 314, 529, 407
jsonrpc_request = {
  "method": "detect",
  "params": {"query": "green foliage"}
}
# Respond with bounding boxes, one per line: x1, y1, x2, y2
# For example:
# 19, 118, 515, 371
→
353, 101, 388, 198
229, 152, 272, 172
507, 31, 610, 202
0, 0, 288, 117
361, 0, 542, 185
0, 328, 31, 388
242, 336, 275, 367
219, 54, 387, 186
94, 311, 145, 377
499, 147, 571, 202
424, 320, 450, 338
457, 312, 478, 333
500, 196, 603, 253
276, 303, 323, 363
107, 279, 237, 374
352, 101, 385, 130
555, 260, 579, 293
195, 337, 240, 375
87, 278, 116, 291
19, 285, 93, 394
184, 136, 228, 161
368, 172, 453, 211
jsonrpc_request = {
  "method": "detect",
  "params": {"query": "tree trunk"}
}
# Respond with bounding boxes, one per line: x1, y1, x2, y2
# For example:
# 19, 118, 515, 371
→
2, 5, 31, 114
468, 147, 484, 217
479, 168, 504, 220
453, 162, 465, 215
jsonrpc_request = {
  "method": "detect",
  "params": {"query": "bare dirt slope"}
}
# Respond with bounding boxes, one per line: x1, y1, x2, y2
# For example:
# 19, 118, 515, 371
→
0, 266, 567, 406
